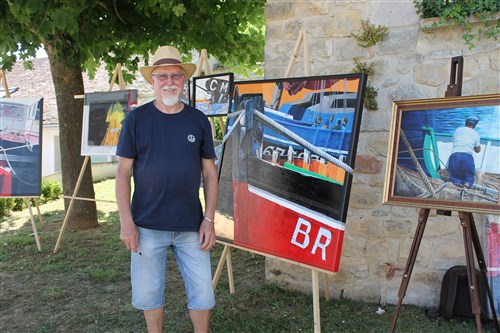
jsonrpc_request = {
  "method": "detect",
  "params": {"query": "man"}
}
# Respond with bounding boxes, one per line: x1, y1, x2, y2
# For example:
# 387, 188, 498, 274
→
115, 45, 218, 333
448, 115, 481, 188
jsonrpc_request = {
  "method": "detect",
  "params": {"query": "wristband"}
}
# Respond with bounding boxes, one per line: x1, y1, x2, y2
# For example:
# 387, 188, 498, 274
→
203, 216, 214, 223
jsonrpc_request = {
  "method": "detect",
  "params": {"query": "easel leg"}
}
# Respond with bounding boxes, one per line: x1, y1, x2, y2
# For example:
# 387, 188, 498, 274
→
312, 270, 321, 333
53, 155, 90, 253
467, 213, 500, 332
212, 245, 235, 293
25, 198, 41, 252
391, 208, 430, 333
33, 198, 44, 225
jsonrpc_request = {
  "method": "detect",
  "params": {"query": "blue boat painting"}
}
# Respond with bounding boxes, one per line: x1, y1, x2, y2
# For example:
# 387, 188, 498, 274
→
384, 94, 500, 214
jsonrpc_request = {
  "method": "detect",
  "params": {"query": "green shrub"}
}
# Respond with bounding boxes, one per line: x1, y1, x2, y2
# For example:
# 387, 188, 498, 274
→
39, 180, 63, 204
0, 180, 62, 217
0, 198, 16, 218
350, 20, 388, 47
414, 0, 500, 49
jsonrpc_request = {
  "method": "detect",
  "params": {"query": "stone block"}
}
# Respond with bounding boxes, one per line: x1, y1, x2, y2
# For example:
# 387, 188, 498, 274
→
355, 155, 382, 174
378, 27, 419, 55
265, 2, 294, 22
415, 61, 448, 86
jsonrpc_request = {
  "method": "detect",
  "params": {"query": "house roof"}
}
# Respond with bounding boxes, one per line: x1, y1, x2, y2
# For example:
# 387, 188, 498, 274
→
1, 57, 153, 126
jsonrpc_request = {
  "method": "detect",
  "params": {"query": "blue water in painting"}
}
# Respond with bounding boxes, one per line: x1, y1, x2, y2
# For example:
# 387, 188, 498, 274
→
397, 105, 500, 174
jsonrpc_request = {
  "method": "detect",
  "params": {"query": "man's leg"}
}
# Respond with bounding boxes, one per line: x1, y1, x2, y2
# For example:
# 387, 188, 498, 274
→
144, 308, 164, 333
189, 309, 211, 333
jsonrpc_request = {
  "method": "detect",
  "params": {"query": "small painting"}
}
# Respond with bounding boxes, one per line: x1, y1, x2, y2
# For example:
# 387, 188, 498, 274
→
383, 94, 500, 214
193, 73, 234, 116
81, 90, 138, 156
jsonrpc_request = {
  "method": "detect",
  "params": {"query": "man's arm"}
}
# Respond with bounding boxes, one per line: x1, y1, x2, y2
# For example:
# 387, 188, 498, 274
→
199, 157, 218, 251
115, 156, 139, 253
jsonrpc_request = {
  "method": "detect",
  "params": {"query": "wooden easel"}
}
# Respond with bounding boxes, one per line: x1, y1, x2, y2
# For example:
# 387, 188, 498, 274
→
194, 49, 226, 140
1, 70, 44, 251
213, 27, 330, 333
1, 70, 12, 97
390, 57, 500, 333
53, 63, 125, 253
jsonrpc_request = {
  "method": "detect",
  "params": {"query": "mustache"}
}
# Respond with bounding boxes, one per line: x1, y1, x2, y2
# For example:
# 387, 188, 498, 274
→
162, 85, 178, 91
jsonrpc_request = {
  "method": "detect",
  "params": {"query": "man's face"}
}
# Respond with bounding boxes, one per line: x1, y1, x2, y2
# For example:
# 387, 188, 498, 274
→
152, 66, 185, 107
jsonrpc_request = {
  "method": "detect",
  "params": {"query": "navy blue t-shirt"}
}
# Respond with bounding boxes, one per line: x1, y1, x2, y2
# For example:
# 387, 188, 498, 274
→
116, 101, 216, 231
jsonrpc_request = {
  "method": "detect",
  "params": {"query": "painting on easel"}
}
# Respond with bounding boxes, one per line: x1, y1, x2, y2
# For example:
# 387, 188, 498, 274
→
193, 73, 234, 116
0, 96, 43, 197
383, 93, 500, 214
215, 73, 367, 272
81, 89, 138, 156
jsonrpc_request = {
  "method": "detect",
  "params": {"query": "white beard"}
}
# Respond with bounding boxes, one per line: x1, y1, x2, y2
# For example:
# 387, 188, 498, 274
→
162, 94, 180, 107
161, 86, 181, 107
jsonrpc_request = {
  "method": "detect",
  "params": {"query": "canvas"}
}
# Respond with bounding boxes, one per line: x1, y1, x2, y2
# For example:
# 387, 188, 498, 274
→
0, 96, 43, 197
193, 73, 234, 117
81, 90, 138, 156
383, 94, 500, 214
215, 73, 367, 272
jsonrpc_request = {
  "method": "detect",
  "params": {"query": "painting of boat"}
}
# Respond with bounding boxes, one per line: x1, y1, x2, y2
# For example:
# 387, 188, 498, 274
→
0, 96, 42, 197
215, 74, 367, 272
384, 94, 500, 214
193, 73, 233, 117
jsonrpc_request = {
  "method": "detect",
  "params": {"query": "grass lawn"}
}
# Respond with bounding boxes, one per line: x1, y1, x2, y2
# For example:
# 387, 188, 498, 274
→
1, 178, 496, 332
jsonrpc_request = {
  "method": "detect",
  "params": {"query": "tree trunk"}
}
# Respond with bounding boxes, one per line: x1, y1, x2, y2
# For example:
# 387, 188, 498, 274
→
45, 44, 98, 230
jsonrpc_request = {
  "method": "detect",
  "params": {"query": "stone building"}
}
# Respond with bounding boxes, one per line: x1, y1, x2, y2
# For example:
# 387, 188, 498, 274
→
264, 1, 499, 308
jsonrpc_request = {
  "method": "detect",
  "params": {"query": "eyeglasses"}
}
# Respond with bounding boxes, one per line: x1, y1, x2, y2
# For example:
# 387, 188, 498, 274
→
152, 73, 184, 82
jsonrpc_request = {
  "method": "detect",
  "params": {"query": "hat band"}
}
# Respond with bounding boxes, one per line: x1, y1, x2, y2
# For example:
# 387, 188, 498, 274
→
153, 58, 182, 66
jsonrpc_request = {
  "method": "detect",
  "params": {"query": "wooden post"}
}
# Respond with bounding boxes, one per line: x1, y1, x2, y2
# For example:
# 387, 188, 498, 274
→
312, 269, 321, 333
1, 70, 11, 97
24, 198, 41, 252
212, 244, 235, 294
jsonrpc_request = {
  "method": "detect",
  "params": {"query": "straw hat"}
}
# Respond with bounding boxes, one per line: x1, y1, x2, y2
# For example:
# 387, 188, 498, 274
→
140, 46, 196, 84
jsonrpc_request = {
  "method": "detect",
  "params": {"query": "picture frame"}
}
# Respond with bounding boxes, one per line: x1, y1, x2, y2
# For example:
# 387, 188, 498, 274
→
81, 89, 138, 156
0, 96, 43, 197
193, 73, 234, 116
383, 94, 500, 214
215, 73, 367, 272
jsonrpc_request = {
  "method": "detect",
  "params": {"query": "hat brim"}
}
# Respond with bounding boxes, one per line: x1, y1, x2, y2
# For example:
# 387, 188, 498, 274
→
140, 63, 197, 84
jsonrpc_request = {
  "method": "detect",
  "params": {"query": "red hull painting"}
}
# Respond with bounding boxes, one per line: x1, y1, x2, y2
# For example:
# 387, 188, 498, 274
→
233, 181, 345, 272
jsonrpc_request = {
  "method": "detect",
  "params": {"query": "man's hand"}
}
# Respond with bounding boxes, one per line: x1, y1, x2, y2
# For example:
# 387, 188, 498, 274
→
199, 218, 216, 251
120, 219, 139, 253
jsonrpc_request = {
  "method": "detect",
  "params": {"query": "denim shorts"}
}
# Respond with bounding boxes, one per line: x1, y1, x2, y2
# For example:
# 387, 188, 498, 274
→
131, 227, 215, 311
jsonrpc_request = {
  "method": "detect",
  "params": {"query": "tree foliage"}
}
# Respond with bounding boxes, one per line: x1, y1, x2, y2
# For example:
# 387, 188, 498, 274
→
0, 0, 265, 229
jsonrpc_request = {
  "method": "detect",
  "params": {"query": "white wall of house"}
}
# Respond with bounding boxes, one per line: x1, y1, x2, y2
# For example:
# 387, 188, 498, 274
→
41, 125, 60, 177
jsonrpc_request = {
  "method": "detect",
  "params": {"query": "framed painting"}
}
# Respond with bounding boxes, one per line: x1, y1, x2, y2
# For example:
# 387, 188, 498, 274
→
193, 73, 234, 116
215, 73, 367, 272
383, 94, 500, 214
81, 89, 138, 156
0, 96, 43, 197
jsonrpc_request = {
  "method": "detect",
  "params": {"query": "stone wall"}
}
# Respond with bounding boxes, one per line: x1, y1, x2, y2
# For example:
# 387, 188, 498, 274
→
264, 0, 499, 307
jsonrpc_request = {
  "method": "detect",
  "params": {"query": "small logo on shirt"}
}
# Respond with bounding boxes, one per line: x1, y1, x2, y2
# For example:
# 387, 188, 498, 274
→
187, 134, 196, 143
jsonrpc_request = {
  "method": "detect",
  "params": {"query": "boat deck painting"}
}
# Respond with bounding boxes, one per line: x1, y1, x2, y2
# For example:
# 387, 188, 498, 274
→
216, 74, 367, 272
384, 94, 500, 214
0, 96, 43, 197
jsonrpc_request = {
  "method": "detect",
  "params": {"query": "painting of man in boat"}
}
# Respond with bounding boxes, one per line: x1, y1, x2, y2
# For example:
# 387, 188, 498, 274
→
0, 96, 42, 197
81, 90, 137, 156
215, 74, 367, 272
383, 94, 500, 214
